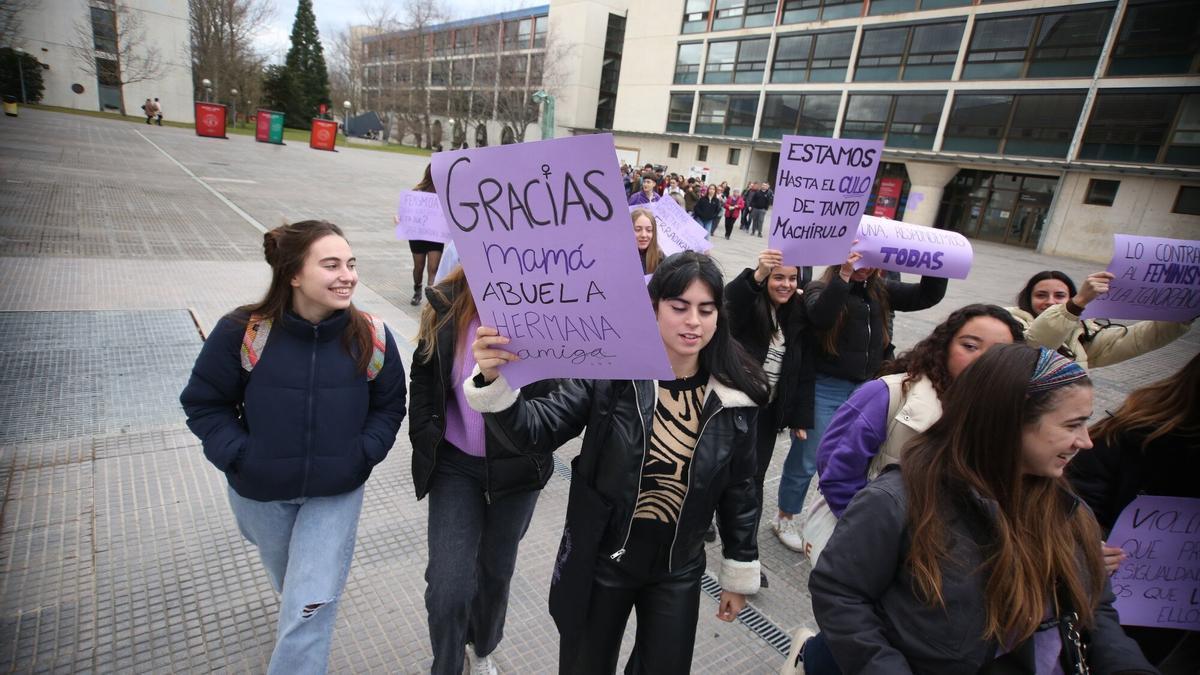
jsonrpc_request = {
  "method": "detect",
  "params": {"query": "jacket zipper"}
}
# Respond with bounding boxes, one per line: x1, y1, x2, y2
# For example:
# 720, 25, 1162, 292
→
610, 381, 650, 562
300, 325, 318, 496
667, 400, 723, 572
863, 298, 872, 381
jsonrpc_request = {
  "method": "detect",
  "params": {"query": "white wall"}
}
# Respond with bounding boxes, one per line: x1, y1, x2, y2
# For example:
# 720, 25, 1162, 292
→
1043, 172, 1200, 263
16, 0, 193, 123
547, 0, 630, 135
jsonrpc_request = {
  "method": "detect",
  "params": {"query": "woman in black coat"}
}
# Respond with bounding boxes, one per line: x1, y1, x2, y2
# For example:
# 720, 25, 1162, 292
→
467, 252, 768, 674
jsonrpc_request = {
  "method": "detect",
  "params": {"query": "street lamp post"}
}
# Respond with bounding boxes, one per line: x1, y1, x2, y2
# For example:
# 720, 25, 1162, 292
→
342, 100, 351, 137
201, 78, 212, 103
229, 88, 238, 128
14, 48, 27, 104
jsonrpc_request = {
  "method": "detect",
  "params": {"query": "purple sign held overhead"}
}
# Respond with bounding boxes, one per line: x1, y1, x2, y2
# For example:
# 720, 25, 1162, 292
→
628, 199, 712, 257
395, 190, 452, 244
853, 216, 973, 279
770, 135, 884, 267
431, 134, 674, 388
1080, 235, 1200, 323
1106, 495, 1200, 631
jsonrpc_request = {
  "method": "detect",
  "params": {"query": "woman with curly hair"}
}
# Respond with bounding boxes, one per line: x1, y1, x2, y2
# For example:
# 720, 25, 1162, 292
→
814, 304, 1022, 520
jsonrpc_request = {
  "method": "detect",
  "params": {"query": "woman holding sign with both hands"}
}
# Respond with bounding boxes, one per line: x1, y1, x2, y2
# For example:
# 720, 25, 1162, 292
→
465, 251, 766, 674
1008, 269, 1191, 370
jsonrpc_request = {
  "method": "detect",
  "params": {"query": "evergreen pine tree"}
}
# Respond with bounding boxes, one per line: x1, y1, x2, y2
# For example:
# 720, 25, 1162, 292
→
280, 0, 330, 129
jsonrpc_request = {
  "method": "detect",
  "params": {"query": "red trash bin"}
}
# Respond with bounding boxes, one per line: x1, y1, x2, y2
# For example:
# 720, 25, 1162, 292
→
310, 118, 338, 152
194, 102, 228, 139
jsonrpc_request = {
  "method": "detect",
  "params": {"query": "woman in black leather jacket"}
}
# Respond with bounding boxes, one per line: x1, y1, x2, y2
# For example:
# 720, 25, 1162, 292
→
409, 266, 556, 675
466, 252, 768, 674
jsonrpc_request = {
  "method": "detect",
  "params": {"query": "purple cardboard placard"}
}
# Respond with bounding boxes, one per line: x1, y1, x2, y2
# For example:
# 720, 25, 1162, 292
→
431, 134, 674, 388
770, 135, 884, 267
395, 190, 452, 244
1106, 495, 1200, 631
646, 198, 713, 256
1080, 235, 1200, 323
853, 216, 973, 279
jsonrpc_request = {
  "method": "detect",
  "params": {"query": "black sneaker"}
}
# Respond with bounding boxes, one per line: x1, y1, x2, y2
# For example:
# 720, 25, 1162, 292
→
410, 287, 422, 305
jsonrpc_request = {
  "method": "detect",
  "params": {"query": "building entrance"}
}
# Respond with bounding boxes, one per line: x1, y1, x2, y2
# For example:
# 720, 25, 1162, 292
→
937, 170, 1057, 248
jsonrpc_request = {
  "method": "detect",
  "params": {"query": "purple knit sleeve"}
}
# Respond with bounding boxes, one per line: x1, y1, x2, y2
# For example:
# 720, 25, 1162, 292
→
817, 379, 890, 518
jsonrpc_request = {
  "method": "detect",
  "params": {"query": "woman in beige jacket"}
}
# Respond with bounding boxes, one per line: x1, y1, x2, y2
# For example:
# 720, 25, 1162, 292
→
1008, 269, 1191, 370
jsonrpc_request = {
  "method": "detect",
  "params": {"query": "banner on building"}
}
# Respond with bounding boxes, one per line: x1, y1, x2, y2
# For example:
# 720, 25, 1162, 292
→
431, 133, 674, 388
872, 177, 903, 219
853, 216, 973, 279
1081, 234, 1200, 322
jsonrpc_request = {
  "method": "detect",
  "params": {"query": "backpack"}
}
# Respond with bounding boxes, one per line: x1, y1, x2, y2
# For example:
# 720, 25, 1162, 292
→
239, 312, 388, 380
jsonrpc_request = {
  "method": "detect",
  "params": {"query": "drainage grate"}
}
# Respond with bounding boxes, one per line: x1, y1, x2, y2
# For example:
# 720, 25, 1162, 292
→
699, 572, 793, 656
551, 450, 793, 656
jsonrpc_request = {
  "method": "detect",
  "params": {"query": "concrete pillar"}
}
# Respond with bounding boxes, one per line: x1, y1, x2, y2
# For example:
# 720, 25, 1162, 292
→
902, 161, 959, 227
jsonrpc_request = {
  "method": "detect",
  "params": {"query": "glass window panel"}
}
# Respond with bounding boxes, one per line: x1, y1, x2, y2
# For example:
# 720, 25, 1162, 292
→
888, 94, 944, 149
713, 0, 747, 31
704, 42, 738, 83
772, 35, 812, 83
811, 30, 854, 81
822, 0, 862, 20
798, 94, 840, 137
856, 26, 907, 81
921, 0, 972, 7
1165, 94, 1200, 165
868, 0, 916, 16
1108, 0, 1200, 76
781, 0, 821, 24
1005, 93, 1085, 157
963, 15, 1034, 79
683, 0, 711, 33
675, 43, 703, 84
696, 94, 730, 135
668, 93, 695, 132
1173, 186, 1200, 215
843, 95, 891, 140
727, 95, 759, 136
745, 0, 779, 28
904, 22, 964, 80
943, 94, 1012, 152
761, 94, 802, 139
1028, 9, 1112, 77
533, 16, 548, 48
1081, 92, 1181, 162
91, 7, 117, 53
735, 38, 770, 83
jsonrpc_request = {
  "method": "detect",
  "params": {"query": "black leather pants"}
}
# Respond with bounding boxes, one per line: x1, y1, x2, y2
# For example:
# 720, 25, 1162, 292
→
558, 527, 705, 675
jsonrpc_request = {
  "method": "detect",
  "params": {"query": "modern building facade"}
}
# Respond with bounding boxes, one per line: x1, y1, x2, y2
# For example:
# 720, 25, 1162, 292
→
16, 0, 193, 123
583, 0, 1198, 261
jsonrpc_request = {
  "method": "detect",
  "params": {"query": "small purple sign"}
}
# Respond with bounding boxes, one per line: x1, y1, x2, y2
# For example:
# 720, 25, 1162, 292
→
395, 190, 452, 244
431, 134, 674, 388
1081, 235, 1200, 322
1107, 495, 1200, 631
770, 135, 884, 267
853, 216, 973, 279
628, 199, 712, 257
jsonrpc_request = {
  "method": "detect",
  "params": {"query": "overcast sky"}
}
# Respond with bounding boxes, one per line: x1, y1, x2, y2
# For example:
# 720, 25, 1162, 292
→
256, 0, 546, 62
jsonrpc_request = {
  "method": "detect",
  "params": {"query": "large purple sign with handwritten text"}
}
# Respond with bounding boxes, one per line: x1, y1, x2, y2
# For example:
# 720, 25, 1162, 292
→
395, 190, 452, 243
853, 216, 973, 279
1107, 495, 1200, 631
431, 134, 674, 388
1081, 235, 1200, 322
628, 198, 712, 257
770, 135, 884, 267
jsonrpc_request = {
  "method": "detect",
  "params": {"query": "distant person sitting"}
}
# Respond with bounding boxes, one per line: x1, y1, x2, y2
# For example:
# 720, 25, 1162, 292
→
627, 175, 661, 206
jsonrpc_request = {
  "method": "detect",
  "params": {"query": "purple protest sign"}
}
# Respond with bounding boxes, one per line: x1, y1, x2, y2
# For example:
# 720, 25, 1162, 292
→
431, 134, 674, 388
853, 216, 973, 279
1106, 495, 1200, 631
628, 199, 712, 257
1080, 235, 1200, 322
770, 135, 883, 267
395, 190, 452, 244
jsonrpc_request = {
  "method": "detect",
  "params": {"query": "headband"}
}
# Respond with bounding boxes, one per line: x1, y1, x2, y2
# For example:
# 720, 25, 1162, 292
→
1028, 348, 1088, 395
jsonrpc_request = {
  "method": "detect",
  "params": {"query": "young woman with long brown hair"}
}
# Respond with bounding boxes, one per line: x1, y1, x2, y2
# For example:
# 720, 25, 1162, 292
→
409, 266, 555, 675
772, 248, 946, 551
180, 220, 407, 673
1069, 351, 1200, 670
795, 345, 1155, 674
631, 207, 663, 274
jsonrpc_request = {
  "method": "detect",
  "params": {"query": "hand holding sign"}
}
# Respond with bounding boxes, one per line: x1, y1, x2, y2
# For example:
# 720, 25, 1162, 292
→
1081, 235, 1200, 322
853, 216, 973, 279
472, 325, 517, 383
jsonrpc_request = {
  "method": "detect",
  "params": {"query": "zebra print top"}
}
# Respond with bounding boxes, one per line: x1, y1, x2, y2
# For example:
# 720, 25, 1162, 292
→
632, 370, 708, 530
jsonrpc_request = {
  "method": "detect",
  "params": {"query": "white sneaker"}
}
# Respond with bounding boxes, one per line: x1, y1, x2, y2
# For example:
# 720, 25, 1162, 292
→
781, 627, 816, 675
465, 644, 498, 675
773, 514, 805, 552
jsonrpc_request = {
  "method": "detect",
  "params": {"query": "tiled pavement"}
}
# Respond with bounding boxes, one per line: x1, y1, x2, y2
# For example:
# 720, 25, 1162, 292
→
0, 109, 1195, 673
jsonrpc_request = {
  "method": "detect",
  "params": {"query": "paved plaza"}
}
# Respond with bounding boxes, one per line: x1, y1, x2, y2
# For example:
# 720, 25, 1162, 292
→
0, 109, 1195, 673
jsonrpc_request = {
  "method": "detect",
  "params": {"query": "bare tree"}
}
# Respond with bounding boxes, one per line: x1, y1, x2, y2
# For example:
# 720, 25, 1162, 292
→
0, 0, 35, 47
493, 28, 568, 143
70, 0, 165, 114
189, 0, 273, 112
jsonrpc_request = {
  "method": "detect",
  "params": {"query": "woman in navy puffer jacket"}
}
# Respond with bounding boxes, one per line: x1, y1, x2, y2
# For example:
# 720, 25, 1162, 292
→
180, 220, 406, 674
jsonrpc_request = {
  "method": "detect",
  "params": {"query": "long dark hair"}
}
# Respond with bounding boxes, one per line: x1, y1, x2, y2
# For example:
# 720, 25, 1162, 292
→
415, 164, 435, 193
239, 220, 376, 374
1091, 351, 1200, 450
744, 266, 801, 349
881, 304, 1024, 397
814, 265, 891, 357
648, 252, 769, 406
1016, 270, 1076, 317
415, 266, 477, 364
903, 344, 1103, 645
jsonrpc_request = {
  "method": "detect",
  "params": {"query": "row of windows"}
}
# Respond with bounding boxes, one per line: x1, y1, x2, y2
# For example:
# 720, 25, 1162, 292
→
365, 14, 547, 61
364, 54, 544, 89
666, 90, 1200, 165
673, 1, 1200, 85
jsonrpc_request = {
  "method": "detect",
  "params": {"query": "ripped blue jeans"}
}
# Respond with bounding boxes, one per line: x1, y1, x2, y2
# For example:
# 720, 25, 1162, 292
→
228, 484, 364, 675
